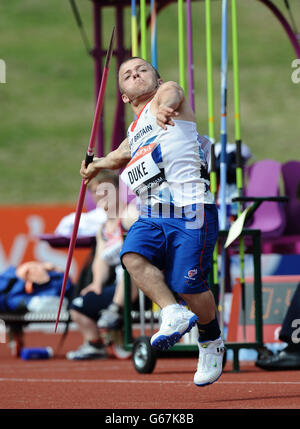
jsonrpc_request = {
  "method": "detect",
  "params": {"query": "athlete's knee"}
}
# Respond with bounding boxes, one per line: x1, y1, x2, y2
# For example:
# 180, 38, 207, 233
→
122, 252, 143, 274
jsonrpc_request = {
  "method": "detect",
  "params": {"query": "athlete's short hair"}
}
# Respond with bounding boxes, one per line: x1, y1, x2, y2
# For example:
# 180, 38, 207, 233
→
89, 170, 119, 189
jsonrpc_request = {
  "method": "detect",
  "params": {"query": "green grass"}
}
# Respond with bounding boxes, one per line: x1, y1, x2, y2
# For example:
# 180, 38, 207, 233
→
0, 0, 299, 204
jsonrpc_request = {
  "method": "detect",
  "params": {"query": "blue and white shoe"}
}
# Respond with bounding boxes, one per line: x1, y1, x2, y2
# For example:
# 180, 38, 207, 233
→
150, 304, 198, 350
194, 337, 225, 386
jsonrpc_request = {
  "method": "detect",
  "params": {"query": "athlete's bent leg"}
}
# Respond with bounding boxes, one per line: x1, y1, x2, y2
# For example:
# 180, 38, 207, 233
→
122, 252, 198, 350
122, 252, 177, 309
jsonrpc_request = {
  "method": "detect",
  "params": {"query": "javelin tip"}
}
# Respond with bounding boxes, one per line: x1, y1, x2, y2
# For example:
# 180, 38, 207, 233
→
104, 26, 116, 69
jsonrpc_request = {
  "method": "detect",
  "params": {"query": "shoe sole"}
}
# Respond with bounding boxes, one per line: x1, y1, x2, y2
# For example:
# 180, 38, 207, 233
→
66, 353, 107, 360
151, 314, 198, 350
194, 369, 223, 387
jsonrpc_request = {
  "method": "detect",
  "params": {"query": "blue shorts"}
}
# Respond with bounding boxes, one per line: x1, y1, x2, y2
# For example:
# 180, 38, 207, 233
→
120, 204, 218, 294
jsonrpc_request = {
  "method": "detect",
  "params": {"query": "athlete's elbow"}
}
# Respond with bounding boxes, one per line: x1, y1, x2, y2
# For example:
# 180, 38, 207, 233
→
163, 81, 184, 97
113, 153, 131, 169
159, 82, 185, 109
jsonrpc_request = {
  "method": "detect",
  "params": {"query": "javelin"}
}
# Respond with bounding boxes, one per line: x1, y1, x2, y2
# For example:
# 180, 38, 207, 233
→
232, 0, 246, 340
151, 0, 157, 69
131, 0, 139, 56
205, 0, 219, 305
206, 0, 215, 142
178, 0, 186, 91
140, 0, 147, 60
55, 27, 116, 332
219, 0, 228, 337
186, 0, 195, 111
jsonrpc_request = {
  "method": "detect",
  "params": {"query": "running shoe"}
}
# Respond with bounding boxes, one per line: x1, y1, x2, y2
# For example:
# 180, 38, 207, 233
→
194, 337, 225, 386
66, 342, 107, 360
97, 303, 123, 330
150, 304, 198, 350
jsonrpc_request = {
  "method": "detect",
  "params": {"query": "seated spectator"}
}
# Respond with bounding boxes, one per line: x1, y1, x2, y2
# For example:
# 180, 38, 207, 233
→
55, 173, 107, 238
66, 170, 138, 360
0, 261, 73, 313
256, 283, 300, 370
97, 202, 139, 330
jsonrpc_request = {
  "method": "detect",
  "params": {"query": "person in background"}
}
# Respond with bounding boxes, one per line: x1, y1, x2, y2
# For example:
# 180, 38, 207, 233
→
55, 173, 107, 239
256, 283, 300, 370
66, 170, 138, 360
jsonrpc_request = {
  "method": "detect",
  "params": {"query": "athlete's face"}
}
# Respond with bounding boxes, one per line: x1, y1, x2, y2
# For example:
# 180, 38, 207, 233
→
119, 59, 160, 104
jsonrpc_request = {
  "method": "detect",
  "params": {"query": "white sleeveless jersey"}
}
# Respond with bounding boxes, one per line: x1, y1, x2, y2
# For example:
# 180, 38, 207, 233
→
120, 99, 214, 214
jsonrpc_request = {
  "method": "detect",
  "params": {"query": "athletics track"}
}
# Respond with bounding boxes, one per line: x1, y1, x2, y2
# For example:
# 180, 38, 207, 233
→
0, 330, 299, 410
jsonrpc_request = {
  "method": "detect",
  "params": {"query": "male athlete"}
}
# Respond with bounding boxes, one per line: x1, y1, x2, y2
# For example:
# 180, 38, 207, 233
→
80, 57, 225, 386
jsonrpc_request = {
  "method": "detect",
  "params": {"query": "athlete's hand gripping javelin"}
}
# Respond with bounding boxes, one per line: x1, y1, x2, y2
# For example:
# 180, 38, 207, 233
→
80, 138, 131, 186
80, 157, 101, 185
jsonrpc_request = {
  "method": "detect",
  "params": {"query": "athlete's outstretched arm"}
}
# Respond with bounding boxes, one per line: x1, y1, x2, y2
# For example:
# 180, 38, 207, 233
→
80, 137, 131, 185
151, 81, 195, 129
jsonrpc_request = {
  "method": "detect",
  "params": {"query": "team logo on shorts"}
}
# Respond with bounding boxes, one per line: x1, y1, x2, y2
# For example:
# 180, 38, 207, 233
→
184, 268, 198, 281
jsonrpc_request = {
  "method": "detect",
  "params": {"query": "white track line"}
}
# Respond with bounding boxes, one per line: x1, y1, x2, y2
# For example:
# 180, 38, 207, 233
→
0, 377, 299, 385
0, 378, 190, 384
0, 365, 122, 372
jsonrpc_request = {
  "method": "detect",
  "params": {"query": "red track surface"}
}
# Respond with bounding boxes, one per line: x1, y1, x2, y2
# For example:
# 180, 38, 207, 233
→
0, 331, 299, 410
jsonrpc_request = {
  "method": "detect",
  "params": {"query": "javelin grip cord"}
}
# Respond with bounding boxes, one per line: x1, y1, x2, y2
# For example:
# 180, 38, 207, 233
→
85, 153, 94, 167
